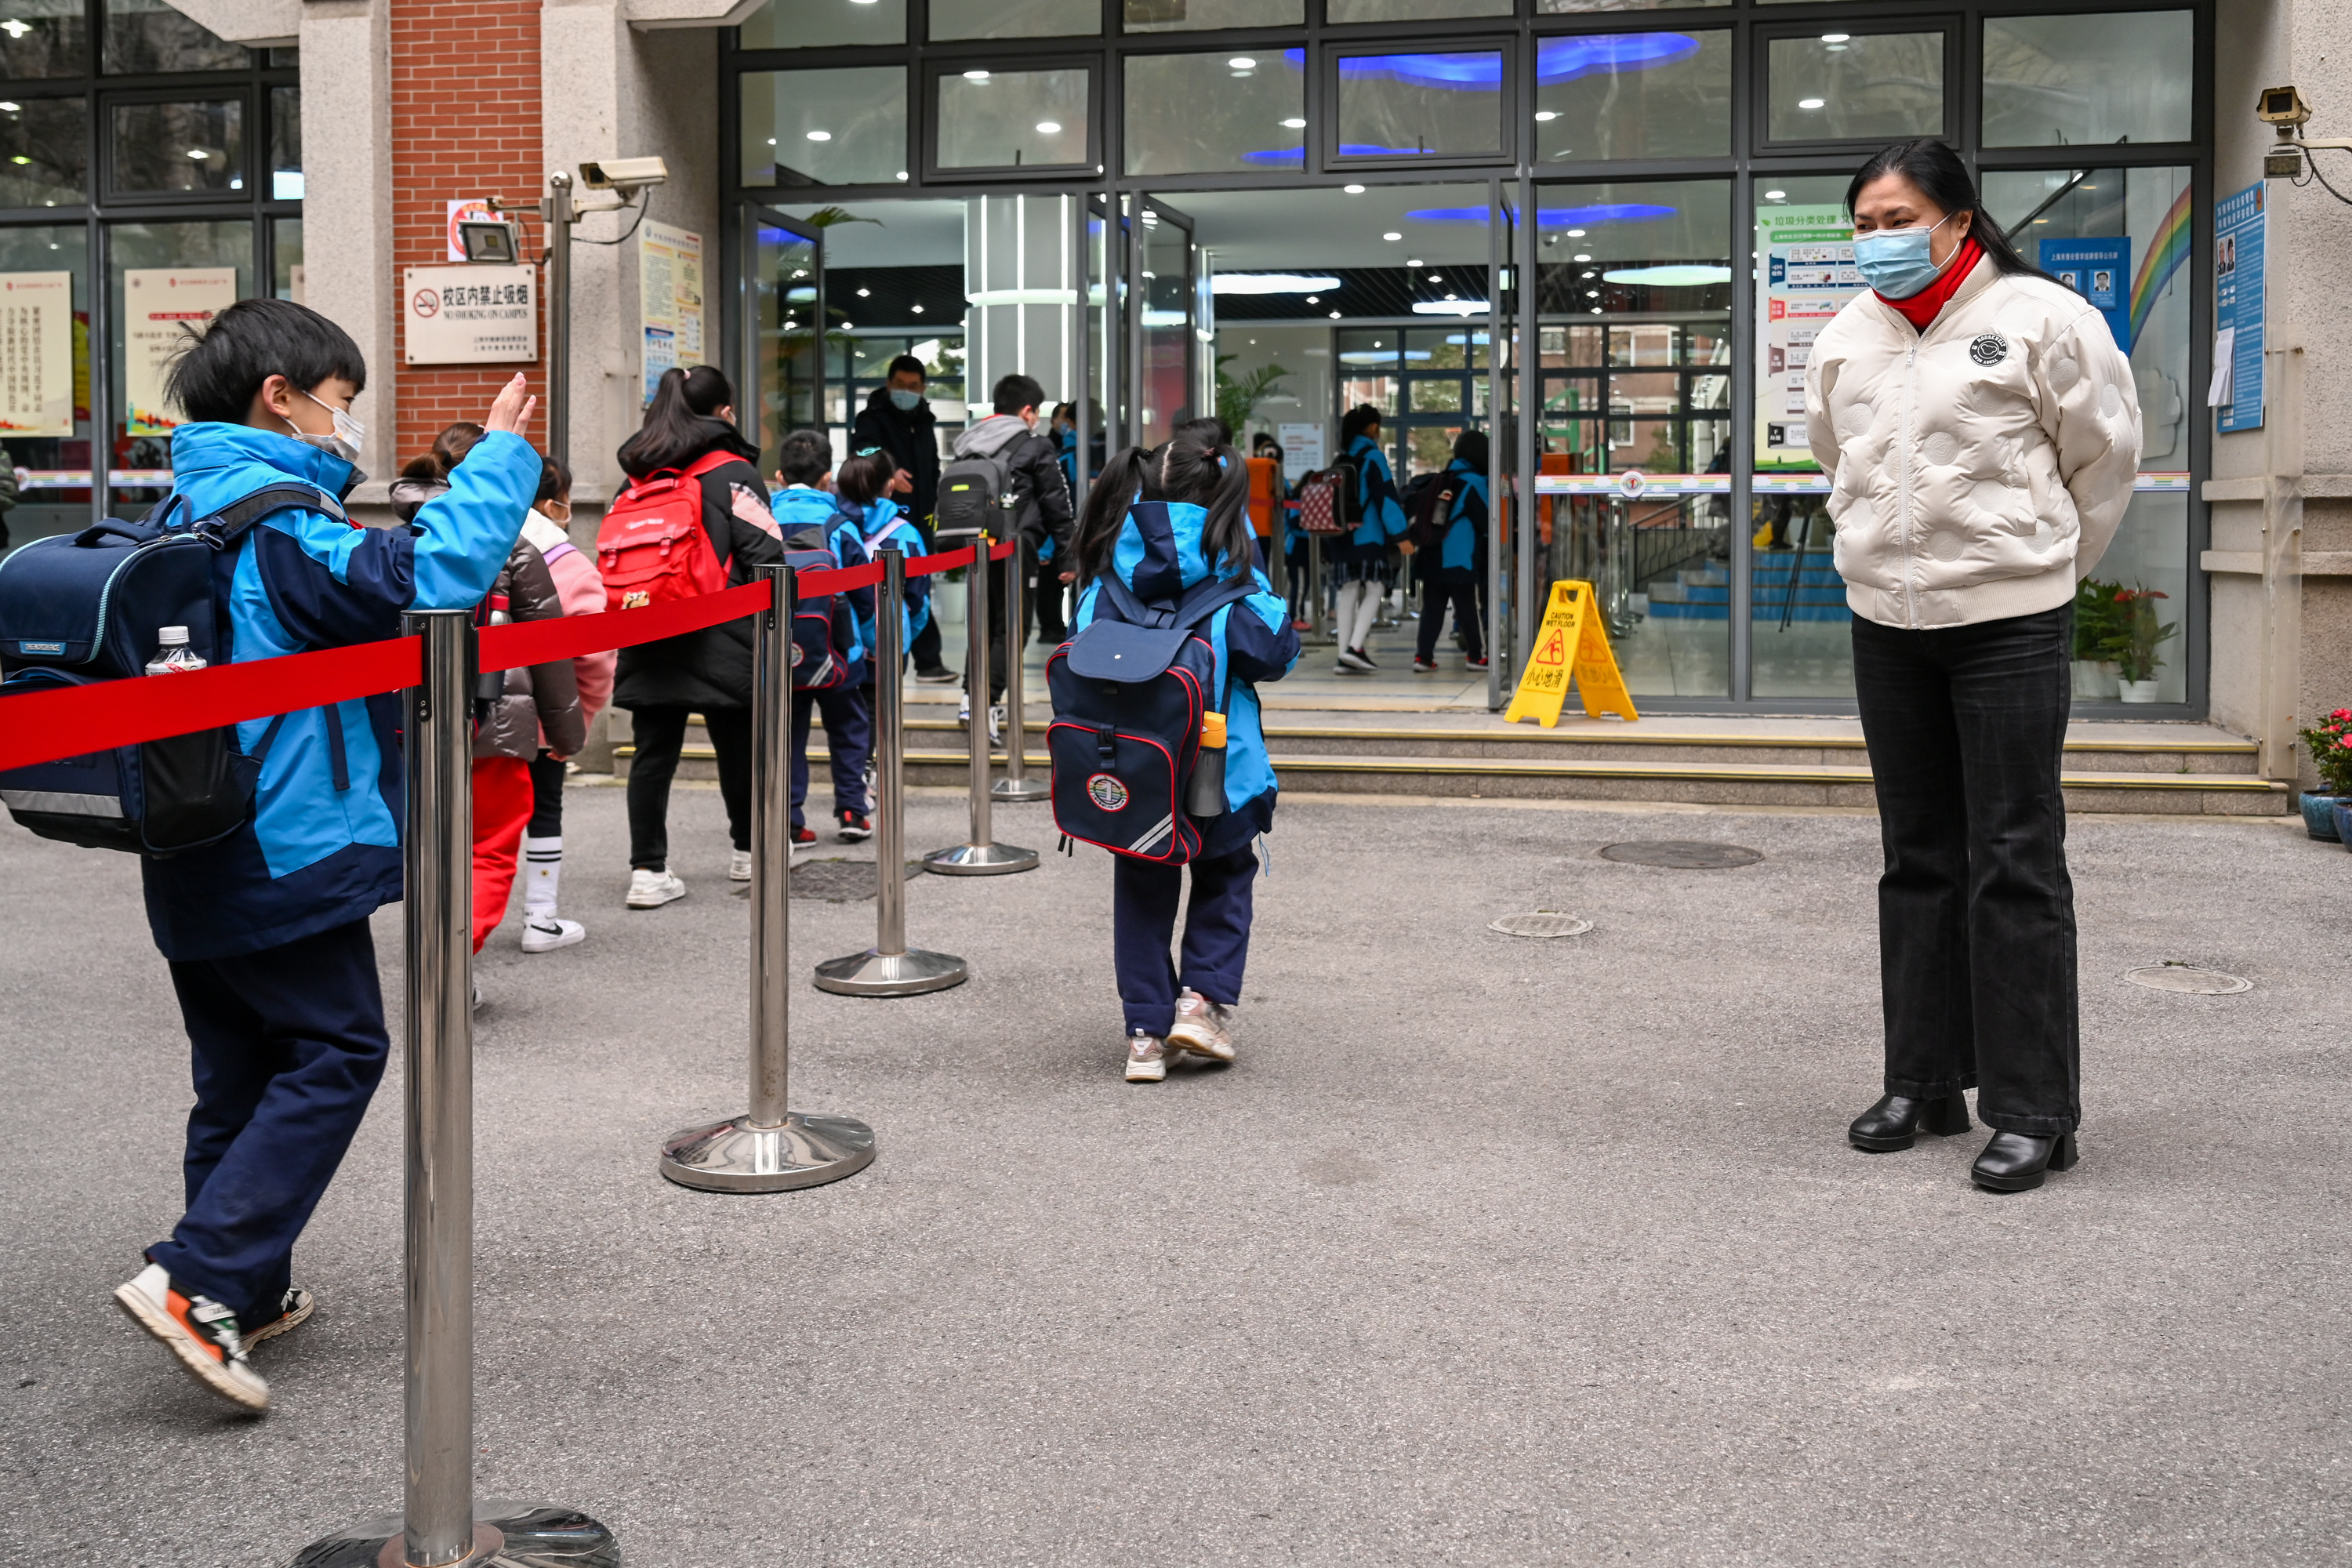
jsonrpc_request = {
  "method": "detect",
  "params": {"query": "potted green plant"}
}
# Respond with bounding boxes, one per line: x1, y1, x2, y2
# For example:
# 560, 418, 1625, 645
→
2071, 578, 2122, 699
2297, 708, 2352, 841
2110, 585, 2177, 702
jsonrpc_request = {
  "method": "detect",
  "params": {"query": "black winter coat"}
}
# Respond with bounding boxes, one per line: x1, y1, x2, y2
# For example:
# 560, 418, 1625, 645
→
850, 387, 942, 535
611, 420, 781, 713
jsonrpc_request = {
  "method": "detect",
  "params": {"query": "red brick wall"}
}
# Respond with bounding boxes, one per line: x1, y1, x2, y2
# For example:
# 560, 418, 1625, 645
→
388, 0, 546, 463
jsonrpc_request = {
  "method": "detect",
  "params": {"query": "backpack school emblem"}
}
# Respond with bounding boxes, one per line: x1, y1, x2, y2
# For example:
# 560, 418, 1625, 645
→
1086, 773, 1130, 812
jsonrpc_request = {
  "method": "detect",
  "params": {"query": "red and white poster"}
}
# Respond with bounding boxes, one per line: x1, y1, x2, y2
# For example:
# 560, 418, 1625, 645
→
125, 268, 238, 435
0, 271, 74, 437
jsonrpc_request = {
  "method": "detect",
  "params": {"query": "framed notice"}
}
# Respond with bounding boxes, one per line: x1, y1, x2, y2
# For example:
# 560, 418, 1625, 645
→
0, 271, 74, 437
638, 221, 704, 404
2212, 182, 2266, 434
1754, 205, 1864, 470
125, 267, 238, 435
1277, 422, 1325, 481
405, 264, 538, 365
2039, 238, 2132, 353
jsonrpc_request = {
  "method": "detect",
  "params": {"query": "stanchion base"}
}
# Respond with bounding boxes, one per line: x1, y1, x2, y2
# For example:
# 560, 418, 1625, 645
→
812, 946, 967, 996
923, 840, 1039, 876
286, 1501, 617, 1568
991, 779, 1051, 804
659, 1111, 876, 1192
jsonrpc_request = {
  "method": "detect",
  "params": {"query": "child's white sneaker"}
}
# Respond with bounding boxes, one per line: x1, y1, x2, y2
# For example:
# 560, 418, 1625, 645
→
1167, 988, 1236, 1062
520, 916, 586, 953
113, 1263, 269, 1412
1123, 1030, 1169, 1083
728, 848, 753, 882
626, 867, 687, 908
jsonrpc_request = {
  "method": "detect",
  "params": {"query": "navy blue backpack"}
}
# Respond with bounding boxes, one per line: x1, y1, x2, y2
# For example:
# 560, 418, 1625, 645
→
1045, 570, 1258, 865
779, 523, 855, 690
0, 485, 336, 855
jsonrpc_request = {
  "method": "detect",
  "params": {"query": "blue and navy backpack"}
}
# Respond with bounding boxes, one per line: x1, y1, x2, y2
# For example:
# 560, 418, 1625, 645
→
1045, 569, 1258, 865
779, 522, 855, 690
0, 485, 333, 855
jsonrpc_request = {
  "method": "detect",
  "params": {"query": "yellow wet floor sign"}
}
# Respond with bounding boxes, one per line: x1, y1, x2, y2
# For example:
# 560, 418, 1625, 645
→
1503, 579, 1639, 727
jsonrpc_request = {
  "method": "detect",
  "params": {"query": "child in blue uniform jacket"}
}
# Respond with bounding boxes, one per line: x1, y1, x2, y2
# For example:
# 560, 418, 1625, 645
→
1412, 429, 1490, 672
111, 300, 542, 1415
1329, 403, 1406, 673
769, 430, 877, 844
1068, 426, 1300, 1083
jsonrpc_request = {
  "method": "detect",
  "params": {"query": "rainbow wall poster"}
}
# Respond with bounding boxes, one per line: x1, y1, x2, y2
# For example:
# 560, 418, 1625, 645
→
2127, 185, 2194, 350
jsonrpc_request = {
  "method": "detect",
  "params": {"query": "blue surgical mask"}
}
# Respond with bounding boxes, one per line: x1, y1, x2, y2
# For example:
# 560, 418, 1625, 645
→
1852, 213, 1955, 299
888, 387, 921, 412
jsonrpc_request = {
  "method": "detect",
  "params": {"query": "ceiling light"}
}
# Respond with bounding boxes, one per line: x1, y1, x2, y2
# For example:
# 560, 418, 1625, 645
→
1211, 274, 1340, 295
1581, 270, 1595, 279
1573, 252, 1592, 262
1303, 295, 1319, 303
857, 286, 870, 297
1798, 97, 1825, 109
1411, 300, 1488, 317
1344, 183, 1365, 194
1533, 111, 1558, 122
9, 154, 27, 165
0, 101, 18, 111
1820, 32, 1849, 42
1428, 273, 1442, 281
767, 138, 777, 146
911, 303, 924, 313
1330, 310, 1341, 319
1585, 290, 1599, 299
0, 19, 27, 36
1566, 228, 1585, 237
1280, 118, 1306, 129
895, 171, 907, 180
187, 148, 208, 159
806, 129, 831, 141
1229, 56, 1256, 70
1406, 258, 1421, 267
1036, 121, 1061, 133
1603, 264, 1733, 287
1763, 188, 1785, 199
1382, 231, 1401, 241
964, 69, 990, 81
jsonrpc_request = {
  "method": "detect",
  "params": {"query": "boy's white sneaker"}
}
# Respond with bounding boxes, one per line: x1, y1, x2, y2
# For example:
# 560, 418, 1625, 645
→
728, 848, 754, 882
520, 917, 586, 953
626, 867, 688, 909
113, 1263, 269, 1413
1123, 1031, 1169, 1083
1167, 988, 1236, 1062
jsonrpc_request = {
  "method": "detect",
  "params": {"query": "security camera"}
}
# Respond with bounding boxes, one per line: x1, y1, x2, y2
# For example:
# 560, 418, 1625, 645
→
2258, 85, 2311, 130
579, 156, 668, 193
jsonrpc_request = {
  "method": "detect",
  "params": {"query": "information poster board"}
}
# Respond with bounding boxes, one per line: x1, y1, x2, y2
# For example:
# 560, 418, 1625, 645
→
2038, 238, 2133, 353
2212, 182, 2266, 434
404, 265, 538, 365
125, 268, 238, 434
639, 221, 705, 404
0, 271, 74, 437
1754, 205, 1864, 470
1278, 422, 1325, 481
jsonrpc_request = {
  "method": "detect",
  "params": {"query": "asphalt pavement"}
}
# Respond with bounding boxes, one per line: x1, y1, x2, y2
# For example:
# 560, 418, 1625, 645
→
3, 780, 2347, 1566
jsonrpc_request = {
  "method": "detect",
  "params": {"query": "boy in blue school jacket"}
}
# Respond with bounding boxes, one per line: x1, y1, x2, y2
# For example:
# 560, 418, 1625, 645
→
769, 430, 876, 844
111, 299, 542, 1414
1411, 430, 1490, 672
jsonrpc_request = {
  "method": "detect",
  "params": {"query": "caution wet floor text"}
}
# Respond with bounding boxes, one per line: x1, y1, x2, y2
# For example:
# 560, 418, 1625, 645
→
1502, 580, 1639, 727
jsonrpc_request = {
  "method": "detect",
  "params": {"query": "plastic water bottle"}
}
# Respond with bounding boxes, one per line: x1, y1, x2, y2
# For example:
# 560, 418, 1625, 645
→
144, 626, 207, 675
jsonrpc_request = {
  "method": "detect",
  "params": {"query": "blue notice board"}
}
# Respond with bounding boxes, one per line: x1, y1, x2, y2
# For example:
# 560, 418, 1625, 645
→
2215, 183, 2266, 434
2039, 238, 2132, 353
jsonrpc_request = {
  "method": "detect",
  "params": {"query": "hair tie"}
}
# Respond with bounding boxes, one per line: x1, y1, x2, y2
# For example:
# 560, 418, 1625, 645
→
1218, 453, 1229, 470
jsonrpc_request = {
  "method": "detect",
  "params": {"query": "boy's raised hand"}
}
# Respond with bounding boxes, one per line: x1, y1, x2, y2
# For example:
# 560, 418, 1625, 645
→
484, 372, 539, 437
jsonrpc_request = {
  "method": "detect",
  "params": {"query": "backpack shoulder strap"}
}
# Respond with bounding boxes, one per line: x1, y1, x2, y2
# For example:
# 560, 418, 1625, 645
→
1171, 571, 1262, 632
180, 483, 344, 549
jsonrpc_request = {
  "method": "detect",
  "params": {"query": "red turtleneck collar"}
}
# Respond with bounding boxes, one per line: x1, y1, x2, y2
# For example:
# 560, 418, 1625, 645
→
1877, 236, 1984, 331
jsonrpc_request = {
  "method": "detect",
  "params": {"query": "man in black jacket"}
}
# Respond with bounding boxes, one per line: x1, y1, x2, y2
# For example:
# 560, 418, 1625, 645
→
947, 371, 1075, 737
850, 355, 953, 681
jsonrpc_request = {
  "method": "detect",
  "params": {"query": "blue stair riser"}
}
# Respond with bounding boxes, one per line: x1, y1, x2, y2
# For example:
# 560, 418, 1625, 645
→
1648, 602, 1853, 622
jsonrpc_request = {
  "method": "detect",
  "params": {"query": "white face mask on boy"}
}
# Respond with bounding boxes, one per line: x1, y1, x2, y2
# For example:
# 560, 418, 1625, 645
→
281, 387, 365, 463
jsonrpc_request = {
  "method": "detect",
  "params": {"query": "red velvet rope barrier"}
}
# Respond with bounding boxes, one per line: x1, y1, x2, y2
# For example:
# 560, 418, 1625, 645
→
0, 542, 996, 773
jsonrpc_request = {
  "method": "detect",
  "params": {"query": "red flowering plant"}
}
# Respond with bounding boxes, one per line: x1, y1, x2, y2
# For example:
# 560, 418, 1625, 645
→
2299, 707, 2352, 795
2081, 583, 2177, 683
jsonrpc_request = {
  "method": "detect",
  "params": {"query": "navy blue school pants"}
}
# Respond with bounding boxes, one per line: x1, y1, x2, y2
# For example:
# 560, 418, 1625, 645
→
792, 683, 872, 829
1111, 844, 1258, 1037
148, 917, 390, 1327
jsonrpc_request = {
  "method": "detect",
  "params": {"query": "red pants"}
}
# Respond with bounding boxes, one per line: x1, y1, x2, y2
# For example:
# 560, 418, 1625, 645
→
470, 756, 535, 953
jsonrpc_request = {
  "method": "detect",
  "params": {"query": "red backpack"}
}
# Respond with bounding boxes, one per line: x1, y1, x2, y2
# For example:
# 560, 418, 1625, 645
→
597, 451, 736, 611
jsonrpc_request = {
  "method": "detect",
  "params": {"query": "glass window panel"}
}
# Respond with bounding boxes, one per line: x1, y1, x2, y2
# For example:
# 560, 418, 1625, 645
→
1406, 325, 1486, 369
937, 67, 1089, 169
267, 44, 297, 67
737, 0, 906, 49
0, 223, 93, 544
112, 99, 246, 195
1536, 30, 1730, 162
0, 0, 89, 78
1332, 0, 1508, 20
273, 216, 303, 300
103, 0, 248, 72
1407, 377, 1461, 412
1336, 50, 1504, 161
930, 0, 1096, 41
1127, 50, 1304, 176
1124, 0, 1301, 32
0, 96, 88, 207
1982, 12, 2193, 147
269, 85, 301, 201
1766, 31, 1944, 143
1540, 0, 1724, 12
740, 67, 907, 186
108, 220, 250, 493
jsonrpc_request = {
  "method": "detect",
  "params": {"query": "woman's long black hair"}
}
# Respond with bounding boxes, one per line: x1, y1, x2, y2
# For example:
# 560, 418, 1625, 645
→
1075, 426, 1254, 589
616, 364, 747, 477
1846, 139, 2051, 281
1341, 403, 1383, 446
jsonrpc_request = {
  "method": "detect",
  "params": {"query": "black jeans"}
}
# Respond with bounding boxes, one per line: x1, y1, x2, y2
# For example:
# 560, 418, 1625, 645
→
1416, 575, 1485, 662
1851, 604, 2079, 1134
625, 704, 753, 869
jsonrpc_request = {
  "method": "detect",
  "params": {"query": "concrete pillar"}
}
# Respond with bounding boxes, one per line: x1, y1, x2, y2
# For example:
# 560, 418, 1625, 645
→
964, 194, 1083, 413
299, 0, 399, 488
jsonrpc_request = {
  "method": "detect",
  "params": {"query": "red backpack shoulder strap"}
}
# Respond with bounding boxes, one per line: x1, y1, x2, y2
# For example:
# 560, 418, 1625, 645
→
682, 448, 744, 481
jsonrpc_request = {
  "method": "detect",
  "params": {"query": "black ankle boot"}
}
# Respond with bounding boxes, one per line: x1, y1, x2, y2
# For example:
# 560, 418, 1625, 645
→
1848, 1091, 1973, 1152
1970, 1130, 2078, 1192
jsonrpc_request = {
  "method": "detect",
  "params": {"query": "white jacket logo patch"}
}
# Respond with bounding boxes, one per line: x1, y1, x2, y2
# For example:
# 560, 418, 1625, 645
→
1969, 332, 2009, 366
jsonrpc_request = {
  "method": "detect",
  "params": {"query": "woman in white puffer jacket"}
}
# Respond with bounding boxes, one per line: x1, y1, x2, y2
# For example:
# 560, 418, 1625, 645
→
1805, 139, 2140, 1197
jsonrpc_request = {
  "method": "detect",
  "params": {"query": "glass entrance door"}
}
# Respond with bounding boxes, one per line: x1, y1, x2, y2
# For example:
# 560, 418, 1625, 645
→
744, 208, 824, 474
1130, 197, 1196, 448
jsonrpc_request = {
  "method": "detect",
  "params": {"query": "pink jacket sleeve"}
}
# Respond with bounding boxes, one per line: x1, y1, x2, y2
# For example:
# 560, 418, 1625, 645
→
540, 538, 616, 724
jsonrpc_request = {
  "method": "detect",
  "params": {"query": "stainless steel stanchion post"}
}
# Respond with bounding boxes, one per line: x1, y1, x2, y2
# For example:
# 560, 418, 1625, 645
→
661, 566, 877, 1191
1305, 539, 1334, 644
292, 612, 615, 1568
815, 546, 968, 995
992, 537, 1049, 804
928, 534, 1037, 874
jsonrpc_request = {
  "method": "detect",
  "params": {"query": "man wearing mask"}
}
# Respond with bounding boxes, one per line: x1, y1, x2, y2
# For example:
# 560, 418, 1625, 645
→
851, 354, 953, 681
